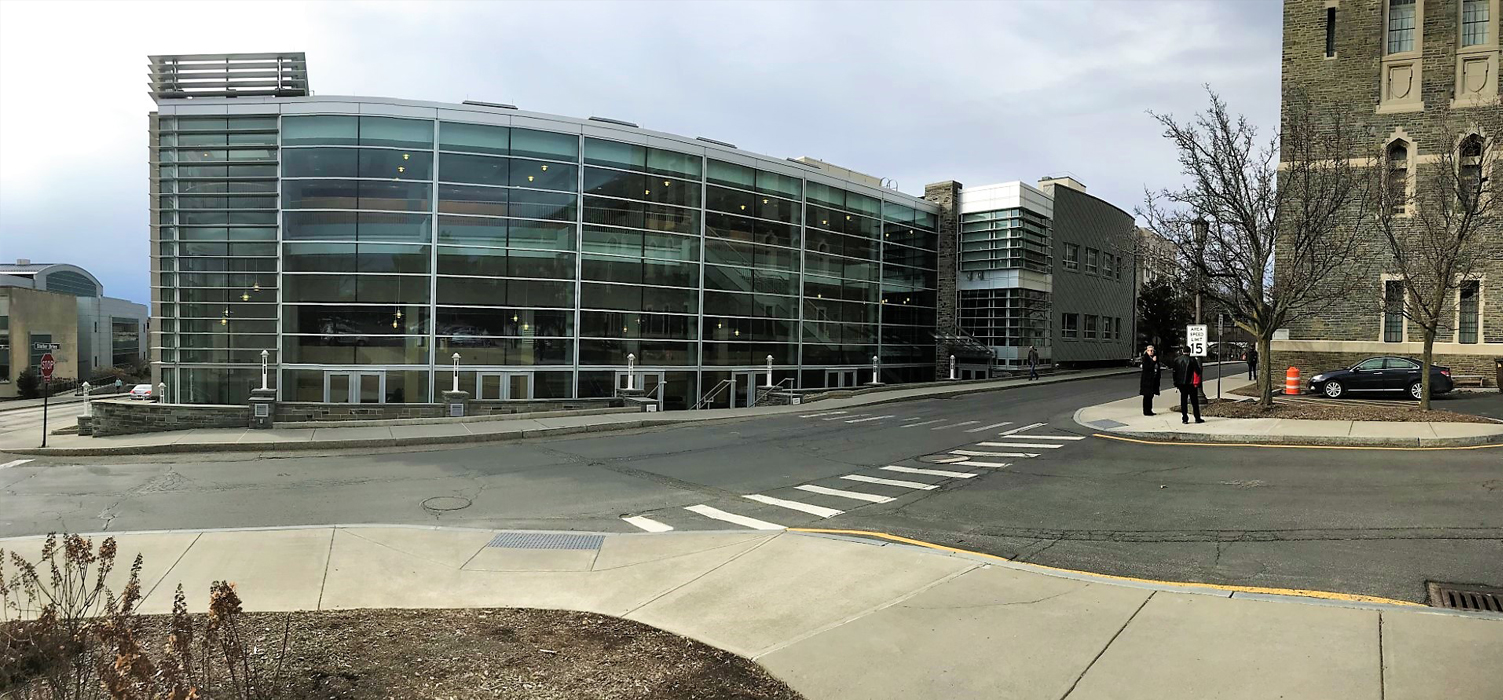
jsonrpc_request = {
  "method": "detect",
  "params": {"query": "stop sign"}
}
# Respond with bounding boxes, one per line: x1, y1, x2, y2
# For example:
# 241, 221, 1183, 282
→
39, 353, 55, 381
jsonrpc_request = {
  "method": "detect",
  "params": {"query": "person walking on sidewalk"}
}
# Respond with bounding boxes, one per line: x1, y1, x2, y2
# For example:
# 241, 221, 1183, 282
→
1139, 345, 1160, 416
1173, 346, 1205, 424
1245, 346, 1259, 380
1027, 345, 1040, 381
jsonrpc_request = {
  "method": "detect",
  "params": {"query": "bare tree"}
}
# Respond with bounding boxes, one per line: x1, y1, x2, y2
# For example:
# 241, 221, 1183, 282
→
1139, 88, 1371, 407
1369, 114, 1501, 409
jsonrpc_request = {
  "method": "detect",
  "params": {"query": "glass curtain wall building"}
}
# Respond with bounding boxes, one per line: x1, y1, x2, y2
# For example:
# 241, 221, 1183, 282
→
149, 59, 941, 409
955, 182, 1054, 368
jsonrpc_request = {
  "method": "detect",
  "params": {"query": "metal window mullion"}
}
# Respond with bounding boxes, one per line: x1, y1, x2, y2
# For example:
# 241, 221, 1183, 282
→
695, 153, 708, 406
428, 119, 440, 401
573, 132, 585, 399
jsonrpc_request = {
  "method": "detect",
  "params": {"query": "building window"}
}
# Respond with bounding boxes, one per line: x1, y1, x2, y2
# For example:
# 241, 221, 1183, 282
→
1114, 255, 1123, 281
1387, 140, 1410, 214
1458, 280, 1480, 343
1388, 0, 1418, 54
1459, 134, 1485, 210
1063, 243, 1079, 271
1062, 313, 1079, 339
1115, 317, 1124, 340
1383, 280, 1406, 342
1103, 253, 1115, 280
1326, 7, 1338, 57
1083, 315, 1098, 339
1463, 0, 1490, 46
1085, 248, 1099, 274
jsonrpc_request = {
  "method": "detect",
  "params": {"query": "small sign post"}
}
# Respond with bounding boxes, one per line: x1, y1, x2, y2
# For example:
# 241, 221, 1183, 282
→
39, 353, 55, 448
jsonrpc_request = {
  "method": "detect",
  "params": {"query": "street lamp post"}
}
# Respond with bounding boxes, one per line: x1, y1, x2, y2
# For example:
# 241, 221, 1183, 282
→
1191, 216, 1210, 403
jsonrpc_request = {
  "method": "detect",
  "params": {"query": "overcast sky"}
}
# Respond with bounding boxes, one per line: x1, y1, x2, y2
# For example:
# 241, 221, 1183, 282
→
0, 0, 1281, 305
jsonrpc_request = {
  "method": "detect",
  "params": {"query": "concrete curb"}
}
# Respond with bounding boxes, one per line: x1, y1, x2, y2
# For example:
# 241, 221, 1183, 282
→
1101, 428, 1503, 448
5, 366, 1147, 458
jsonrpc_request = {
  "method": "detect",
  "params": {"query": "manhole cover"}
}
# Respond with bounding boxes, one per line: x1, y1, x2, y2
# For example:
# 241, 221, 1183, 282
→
1426, 582, 1503, 614
421, 496, 472, 512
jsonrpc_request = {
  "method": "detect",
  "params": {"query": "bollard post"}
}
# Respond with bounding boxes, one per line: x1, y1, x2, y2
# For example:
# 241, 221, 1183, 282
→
451, 352, 461, 393
949, 355, 956, 380
82, 382, 92, 416
259, 349, 270, 390
626, 353, 637, 391
157, 381, 167, 404
871, 355, 880, 385
765, 354, 774, 388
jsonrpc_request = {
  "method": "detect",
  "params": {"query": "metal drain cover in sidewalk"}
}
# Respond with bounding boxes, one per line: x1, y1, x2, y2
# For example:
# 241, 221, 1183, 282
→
486, 532, 604, 551
1426, 582, 1503, 614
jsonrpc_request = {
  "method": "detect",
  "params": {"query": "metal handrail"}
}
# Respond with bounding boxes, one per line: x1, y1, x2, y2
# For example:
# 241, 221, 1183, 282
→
750, 377, 795, 407
692, 379, 734, 410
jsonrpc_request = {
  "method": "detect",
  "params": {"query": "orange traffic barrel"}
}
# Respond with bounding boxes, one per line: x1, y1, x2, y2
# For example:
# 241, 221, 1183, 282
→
1284, 367, 1301, 395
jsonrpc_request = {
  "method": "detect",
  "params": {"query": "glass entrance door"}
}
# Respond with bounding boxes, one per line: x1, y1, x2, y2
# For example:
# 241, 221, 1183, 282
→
731, 371, 762, 408
324, 371, 385, 403
508, 373, 532, 400
825, 368, 858, 388
616, 371, 665, 408
477, 372, 533, 400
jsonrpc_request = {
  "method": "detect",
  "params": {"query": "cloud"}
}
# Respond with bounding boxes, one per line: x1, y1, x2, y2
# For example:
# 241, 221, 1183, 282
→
0, 0, 1280, 304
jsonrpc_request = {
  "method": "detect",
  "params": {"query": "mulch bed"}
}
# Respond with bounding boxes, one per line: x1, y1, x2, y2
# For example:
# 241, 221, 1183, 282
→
1180, 388, 1496, 423
131, 608, 803, 700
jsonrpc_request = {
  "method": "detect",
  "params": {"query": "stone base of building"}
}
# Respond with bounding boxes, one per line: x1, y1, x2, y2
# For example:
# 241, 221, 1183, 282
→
1271, 341, 1501, 388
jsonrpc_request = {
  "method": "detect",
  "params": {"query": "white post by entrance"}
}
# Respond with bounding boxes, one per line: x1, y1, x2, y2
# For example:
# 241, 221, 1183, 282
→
626, 353, 637, 391
157, 381, 167, 404
871, 355, 880, 385
451, 352, 461, 393
259, 349, 270, 390
949, 355, 956, 380
81, 381, 92, 416
765, 354, 774, 387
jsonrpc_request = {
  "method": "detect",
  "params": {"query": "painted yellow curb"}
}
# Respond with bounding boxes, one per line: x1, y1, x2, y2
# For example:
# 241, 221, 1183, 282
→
789, 527, 1423, 607
1093, 432, 1503, 451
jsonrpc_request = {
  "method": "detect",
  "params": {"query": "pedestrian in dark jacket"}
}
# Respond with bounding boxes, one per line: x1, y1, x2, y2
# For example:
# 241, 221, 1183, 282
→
1173, 346, 1205, 424
1027, 345, 1040, 381
1139, 345, 1160, 416
1245, 346, 1259, 380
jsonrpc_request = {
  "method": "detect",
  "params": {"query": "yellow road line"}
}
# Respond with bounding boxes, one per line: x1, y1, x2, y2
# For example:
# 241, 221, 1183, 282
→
789, 527, 1422, 606
1092, 433, 1503, 451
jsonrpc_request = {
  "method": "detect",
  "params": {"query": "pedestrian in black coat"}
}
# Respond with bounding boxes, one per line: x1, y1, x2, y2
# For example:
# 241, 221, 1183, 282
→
1139, 345, 1160, 416
1173, 346, 1205, 424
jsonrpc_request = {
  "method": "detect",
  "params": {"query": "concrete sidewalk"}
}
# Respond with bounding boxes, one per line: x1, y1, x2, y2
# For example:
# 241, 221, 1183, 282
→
0, 525, 1494, 699
0, 365, 1138, 457
1075, 376, 1503, 447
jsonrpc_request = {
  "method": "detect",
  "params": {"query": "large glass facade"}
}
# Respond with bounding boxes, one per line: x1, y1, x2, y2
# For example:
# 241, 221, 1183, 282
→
959, 208, 1051, 273
960, 288, 1049, 356
153, 106, 941, 408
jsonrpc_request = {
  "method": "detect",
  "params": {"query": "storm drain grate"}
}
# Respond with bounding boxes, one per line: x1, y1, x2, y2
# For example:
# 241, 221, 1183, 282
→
486, 532, 604, 551
1426, 582, 1503, 614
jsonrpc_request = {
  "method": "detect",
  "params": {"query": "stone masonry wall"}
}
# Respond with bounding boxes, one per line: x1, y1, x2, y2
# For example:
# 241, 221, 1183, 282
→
275, 402, 445, 422
90, 400, 248, 437
925, 181, 962, 381
1279, 0, 1503, 372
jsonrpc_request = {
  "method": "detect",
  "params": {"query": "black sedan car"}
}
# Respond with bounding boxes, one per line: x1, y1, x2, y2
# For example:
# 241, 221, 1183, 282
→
1308, 356, 1453, 400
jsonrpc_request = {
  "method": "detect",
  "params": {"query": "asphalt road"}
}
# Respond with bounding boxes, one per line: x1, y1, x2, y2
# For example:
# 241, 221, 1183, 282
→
1, 363, 1499, 604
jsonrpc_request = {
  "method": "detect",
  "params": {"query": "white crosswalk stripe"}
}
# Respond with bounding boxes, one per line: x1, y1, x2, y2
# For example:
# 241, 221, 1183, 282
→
1001, 434, 1086, 441
841, 474, 937, 490
932, 420, 980, 430
965, 421, 1012, 433
744, 494, 843, 518
951, 449, 1038, 458
1000, 422, 1047, 435
931, 456, 972, 463
882, 465, 977, 479
799, 411, 847, 418
845, 415, 894, 423
900, 419, 944, 428
976, 442, 1063, 449
953, 460, 1010, 468
0, 459, 35, 470
622, 515, 674, 532
794, 484, 895, 504
684, 505, 785, 530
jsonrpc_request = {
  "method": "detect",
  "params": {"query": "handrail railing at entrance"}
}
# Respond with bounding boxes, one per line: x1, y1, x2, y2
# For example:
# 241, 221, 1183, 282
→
692, 379, 733, 410
750, 377, 795, 407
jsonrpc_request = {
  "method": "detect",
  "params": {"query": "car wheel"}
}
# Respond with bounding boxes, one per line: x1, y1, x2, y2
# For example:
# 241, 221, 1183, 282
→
1408, 381, 1424, 400
1323, 381, 1345, 398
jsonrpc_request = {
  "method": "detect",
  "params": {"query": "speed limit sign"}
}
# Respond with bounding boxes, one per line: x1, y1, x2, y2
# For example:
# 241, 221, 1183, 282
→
40, 353, 55, 381
1186, 325, 1208, 358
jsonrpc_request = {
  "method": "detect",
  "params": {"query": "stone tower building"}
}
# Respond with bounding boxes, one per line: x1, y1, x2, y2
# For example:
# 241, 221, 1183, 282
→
1275, 0, 1502, 385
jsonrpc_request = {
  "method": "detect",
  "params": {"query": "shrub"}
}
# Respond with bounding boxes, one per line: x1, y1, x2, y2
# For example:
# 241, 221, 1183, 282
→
15, 368, 41, 400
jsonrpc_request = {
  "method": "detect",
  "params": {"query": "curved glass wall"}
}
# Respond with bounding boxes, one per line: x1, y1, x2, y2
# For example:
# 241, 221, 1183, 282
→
154, 107, 940, 409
